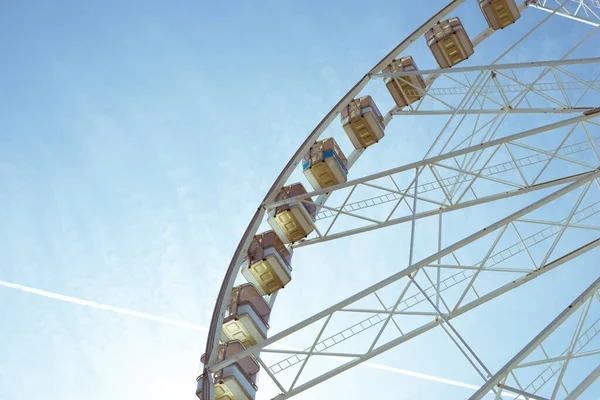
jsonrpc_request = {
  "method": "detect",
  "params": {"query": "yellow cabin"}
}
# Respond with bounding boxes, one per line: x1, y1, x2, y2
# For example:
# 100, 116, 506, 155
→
221, 284, 271, 348
384, 56, 426, 108
479, 0, 521, 30
341, 96, 385, 149
267, 183, 317, 243
302, 137, 349, 190
426, 17, 474, 68
241, 231, 293, 295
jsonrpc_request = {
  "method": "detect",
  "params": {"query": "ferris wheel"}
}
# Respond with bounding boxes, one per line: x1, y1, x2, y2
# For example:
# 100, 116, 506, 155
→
197, 1, 600, 399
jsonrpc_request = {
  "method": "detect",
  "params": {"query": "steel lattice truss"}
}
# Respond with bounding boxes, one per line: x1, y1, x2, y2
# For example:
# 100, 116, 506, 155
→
530, 0, 600, 26
268, 109, 600, 249
471, 277, 600, 399
200, 1, 600, 399
216, 171, 600, 398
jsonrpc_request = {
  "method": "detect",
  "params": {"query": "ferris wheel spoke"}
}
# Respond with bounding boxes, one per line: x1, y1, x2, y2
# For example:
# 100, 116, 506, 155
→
300, 171, 592, 248
285, 115, 599, 247
498, 71, 569, 109
379, 59, 600, 116
264, 196, 600, 377
199, 1, 600, 398
266, 113, 596, 208
551, 68, 574, 108
209, 172, 600, 398
469, 276, 600, 400
310, 134, 600, 222
529, 0, 600, 27
418, 0, 599, 165
408, 80, 600, 98
443, 46, 600, 159
412, 275, 495, 383
270, 246, 599, 398
420, 79, 600, 98
393, 109, 591, 115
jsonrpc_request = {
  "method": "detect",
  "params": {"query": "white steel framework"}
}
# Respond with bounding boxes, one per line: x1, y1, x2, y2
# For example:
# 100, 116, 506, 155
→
470, 276, 600, 399
529, 0, 600, 26
199, 1, 600, 399
212, 171, 600, 398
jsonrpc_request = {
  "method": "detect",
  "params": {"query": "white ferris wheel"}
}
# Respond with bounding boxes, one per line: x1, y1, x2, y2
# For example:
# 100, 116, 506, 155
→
197, 1, 600, 399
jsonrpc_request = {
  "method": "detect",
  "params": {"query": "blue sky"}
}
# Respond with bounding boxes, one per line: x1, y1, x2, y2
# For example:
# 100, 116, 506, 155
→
1, 1, 599, 399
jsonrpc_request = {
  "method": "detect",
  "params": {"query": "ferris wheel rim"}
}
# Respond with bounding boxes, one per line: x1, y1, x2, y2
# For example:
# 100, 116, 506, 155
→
201, 0, 469, 371
199, 1, 600, 399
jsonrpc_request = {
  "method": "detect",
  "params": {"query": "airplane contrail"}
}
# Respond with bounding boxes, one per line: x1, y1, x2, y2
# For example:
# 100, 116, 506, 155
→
0, 279, 505, 397
0, 279, 208, 332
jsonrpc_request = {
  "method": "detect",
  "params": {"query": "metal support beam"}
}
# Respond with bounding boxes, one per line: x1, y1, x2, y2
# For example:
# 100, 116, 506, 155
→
391, 108, 594, 116
374, 57, 600, 78
529, 1, 600, 27
211, 170, 600, 378
265, 114, 595, 210
564, 364, 600, 399
469, 276, 600, 399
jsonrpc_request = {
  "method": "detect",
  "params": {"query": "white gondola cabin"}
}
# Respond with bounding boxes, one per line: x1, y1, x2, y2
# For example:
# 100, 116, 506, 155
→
340, 96, 385, 149
221, 284, 271, 348
268, 183, 317, 244
197, 340, 260, 400
479, 0, 521, 30
426, 17, 474, 68
384, 56, 426, 108
241, 231, 293, 295
302, 137, 348, 190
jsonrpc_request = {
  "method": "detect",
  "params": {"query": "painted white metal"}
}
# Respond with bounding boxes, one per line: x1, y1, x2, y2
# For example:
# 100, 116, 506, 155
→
316, 136, 600, 220
469, 276, 600, 400
294, 172, 593, 248
410, 276, 493, 380
529, 0, 600, 26
268, 198, 600, 376
210, 169, 600, 373
564, 364, 600, 399
392, 108, 594, 115
374, 57, 600, 77
199, 1, 472, 397
380, 60, 600, 116
199, 0, 600, 398
265, 114, 595, 209
259, 115, 599, 252
270, 238, 600, 399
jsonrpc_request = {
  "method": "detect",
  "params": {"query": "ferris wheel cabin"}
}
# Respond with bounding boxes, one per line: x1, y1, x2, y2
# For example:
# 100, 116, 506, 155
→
197, 340, 260, 400
426, 17, 474, 68
241, 231, 293, 295
267, 183, 317, 243
340, 95, 385, 149
302, 137, 349, 190
384, 56, 427, 108
479, 0, 521, 30
221, 283, 272, 348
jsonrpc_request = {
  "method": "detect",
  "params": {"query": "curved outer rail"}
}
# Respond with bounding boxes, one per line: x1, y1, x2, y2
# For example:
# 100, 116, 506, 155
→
194, 1, 600, 398
199, 1, 469, 398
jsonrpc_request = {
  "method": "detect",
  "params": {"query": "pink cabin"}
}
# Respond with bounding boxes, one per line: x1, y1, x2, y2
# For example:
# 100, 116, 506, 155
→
425, 17, 474, 68
341, 96, 385, 149
383, 56, 426, 108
